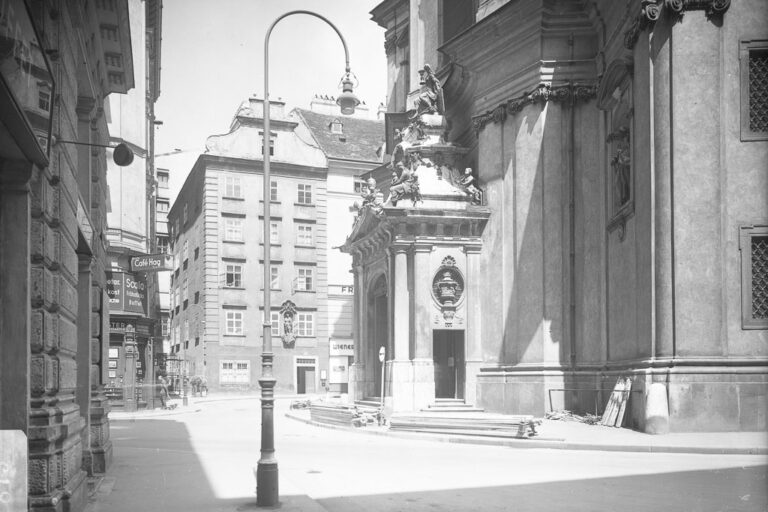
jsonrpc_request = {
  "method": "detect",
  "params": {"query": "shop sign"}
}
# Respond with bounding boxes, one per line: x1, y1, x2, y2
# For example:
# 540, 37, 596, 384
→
110, 320, 136, 333
131, 253, 173, 272
106, 271, 148, 316
328, 356, 349, 384
329, 339, 354, 356
0, 0, 55, 164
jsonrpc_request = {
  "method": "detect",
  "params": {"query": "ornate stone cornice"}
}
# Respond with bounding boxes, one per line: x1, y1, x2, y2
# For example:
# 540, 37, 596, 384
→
471, 83, 598, 133
624, 0, 731, 50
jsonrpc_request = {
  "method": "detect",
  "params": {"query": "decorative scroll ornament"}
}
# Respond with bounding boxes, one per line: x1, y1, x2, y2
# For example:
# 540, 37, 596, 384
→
472, 83, 598, 133
432, 257, 464, 328
624, 0, 731, 50
280, 300, 297, 348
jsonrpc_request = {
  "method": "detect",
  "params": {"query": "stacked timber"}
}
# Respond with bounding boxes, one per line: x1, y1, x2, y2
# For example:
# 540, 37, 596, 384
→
309, 403, 378, 427
389, 411, 539, 438
600, 377, 632, 427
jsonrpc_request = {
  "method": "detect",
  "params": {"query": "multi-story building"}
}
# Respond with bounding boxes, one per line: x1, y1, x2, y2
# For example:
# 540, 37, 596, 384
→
344, 0, 768, 433
0, 0, 134, 508
168, 97, 382, 394
156, 167, 172, 356
104, 0, 163, 412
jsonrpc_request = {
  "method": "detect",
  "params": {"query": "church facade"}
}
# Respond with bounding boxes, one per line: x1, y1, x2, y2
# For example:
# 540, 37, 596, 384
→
345, 0, 768, 433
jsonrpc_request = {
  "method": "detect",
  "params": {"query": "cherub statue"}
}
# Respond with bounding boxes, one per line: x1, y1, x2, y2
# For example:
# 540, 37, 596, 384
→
460, 167, 482, 204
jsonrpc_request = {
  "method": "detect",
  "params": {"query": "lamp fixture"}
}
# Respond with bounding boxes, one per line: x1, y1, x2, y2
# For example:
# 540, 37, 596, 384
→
336, 71, 360, 115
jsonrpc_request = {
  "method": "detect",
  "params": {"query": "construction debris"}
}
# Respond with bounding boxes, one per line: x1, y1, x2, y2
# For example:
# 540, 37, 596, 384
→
545, 410, 601, 425
389, 412, 541, 439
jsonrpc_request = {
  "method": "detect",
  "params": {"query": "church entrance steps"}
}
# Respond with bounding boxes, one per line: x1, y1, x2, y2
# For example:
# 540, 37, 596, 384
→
423, 398, 484, 413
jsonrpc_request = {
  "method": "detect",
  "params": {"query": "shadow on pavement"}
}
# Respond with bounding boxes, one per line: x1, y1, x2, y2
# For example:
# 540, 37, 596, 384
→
316, 465, 767, 512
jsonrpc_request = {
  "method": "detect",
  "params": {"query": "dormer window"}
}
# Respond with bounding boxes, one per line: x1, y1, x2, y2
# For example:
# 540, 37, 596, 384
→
330, 119, 343, 134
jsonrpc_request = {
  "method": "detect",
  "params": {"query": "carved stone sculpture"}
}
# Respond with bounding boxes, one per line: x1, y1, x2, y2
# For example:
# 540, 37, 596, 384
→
280, 301, 297, 348
411, 64, 444, 119
459, 167, 482, 204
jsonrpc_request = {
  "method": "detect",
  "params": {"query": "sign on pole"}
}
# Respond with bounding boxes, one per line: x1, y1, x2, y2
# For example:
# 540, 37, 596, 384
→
130, 253, 173, 272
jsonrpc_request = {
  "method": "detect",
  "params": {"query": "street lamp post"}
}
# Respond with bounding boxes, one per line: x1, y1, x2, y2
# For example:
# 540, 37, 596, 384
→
257, 10, 359, 507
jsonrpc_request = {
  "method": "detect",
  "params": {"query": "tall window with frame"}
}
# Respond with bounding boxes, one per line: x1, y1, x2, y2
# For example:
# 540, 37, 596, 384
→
225, 310, 244, 335
270, 221, 280, 244
224, 217, 243, 242
224, 175, 243, 198
297, 312, 314, 336
262, 311, 280, 337
297, 184, 312, 205
225, 263, 243, 288
270, 180, 278, 201
740, 225, 768, 329
295, 266, 313, 292
296, 224, 313, 246
182, 278, 188, 304
741, 39, 768, 141
271, 265, 279, 290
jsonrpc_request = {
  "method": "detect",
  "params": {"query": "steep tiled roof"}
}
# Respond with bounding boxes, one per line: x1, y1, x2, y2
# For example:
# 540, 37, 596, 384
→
295, 108, 384, 163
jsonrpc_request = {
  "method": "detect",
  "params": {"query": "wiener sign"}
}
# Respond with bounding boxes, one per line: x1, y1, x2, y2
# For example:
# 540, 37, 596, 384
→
130, 253, 173, 272
106, 271, 148, 315
329, 339, 354, 356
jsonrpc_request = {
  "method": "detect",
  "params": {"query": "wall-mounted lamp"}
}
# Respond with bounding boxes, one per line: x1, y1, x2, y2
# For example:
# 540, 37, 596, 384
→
55, 137, 134, 166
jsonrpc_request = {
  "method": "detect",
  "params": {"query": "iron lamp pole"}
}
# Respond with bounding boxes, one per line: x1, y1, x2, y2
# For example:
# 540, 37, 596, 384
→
257, 10, 359, 507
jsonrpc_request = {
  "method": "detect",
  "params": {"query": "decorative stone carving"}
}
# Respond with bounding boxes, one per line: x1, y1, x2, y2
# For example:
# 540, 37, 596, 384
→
459, 168, 483, 205
472, 83, 598, 133
624, 0, 731, 50
280, 300, 297, 348
354, 177, 384, 217
432, 257, 464, 328
384, 36, 396, 56
411, 64, 444, 120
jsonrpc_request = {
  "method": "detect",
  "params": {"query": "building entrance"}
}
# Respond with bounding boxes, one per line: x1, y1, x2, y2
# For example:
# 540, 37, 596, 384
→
368, 275, 388, 397
296, 357, 317, 394
433, 330, 465, 399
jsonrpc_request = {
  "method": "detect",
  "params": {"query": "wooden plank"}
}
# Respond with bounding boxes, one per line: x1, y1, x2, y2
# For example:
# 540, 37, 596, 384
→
601, 377, 622, 426
613, 377, 632, 427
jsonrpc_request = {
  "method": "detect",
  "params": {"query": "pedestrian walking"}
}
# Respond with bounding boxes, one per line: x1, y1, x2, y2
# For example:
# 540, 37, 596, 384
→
158, 375, 169, 409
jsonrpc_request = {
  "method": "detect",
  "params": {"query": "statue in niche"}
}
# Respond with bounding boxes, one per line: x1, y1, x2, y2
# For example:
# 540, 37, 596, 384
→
411, 64, 444, 119
388, 161, 421, 206
280, 300, 297, 348
460, 167, 483, 204
608, 126, 631, 211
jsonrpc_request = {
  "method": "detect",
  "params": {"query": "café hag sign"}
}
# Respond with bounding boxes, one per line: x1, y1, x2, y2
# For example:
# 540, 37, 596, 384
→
130, 253, 173, 272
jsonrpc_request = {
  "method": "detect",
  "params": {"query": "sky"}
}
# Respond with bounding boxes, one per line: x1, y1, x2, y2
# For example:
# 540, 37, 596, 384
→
153, 0, 388, 199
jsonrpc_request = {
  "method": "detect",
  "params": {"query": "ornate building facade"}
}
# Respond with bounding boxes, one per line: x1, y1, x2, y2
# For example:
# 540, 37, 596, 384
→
0, 0, 136, 508
168, 98, 382, 394
104, 0, 163, 412
346, 0, 768, 432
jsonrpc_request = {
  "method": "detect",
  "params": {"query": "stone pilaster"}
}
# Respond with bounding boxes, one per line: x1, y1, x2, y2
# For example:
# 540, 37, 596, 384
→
463, 245, 483, 406
390, 245, 414, 412
0, 160, 33, 432
412, 243, 434, 410
349, 263, 365, 401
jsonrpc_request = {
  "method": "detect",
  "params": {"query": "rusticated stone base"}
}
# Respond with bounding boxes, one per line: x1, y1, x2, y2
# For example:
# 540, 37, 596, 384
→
88, 390, 113, 474
28, 401, 88, 512
476, 364, 768, 433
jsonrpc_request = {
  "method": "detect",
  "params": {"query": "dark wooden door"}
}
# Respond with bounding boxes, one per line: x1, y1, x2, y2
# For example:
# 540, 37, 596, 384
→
433, 330, 465, 399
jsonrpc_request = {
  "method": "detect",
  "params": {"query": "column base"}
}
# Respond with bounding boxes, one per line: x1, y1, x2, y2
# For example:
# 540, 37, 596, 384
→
412, 359, 435, 411
463, 360, 483, 406
349, 363, 366, 402
389, 360, 415, 413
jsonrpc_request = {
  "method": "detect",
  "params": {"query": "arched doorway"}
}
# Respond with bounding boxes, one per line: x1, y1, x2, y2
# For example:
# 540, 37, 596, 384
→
367, 274, 388, 398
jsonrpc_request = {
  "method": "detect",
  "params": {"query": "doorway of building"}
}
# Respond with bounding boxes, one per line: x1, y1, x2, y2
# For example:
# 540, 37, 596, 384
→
295, 357, 317, 394
433, 330, 465, 399
368, 275, 388, 398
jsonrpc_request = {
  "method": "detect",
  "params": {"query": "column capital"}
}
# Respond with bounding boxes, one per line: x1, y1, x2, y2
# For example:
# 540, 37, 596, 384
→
463, 244, 482, 255
390, 243, 410, 254
412, 243, 433, 253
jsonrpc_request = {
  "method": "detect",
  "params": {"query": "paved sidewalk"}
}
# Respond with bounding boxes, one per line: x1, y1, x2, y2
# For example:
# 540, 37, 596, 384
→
111, 394, 767, 455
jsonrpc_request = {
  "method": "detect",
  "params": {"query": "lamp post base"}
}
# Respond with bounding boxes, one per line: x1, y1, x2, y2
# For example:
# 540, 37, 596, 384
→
255, 461, 279, 507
